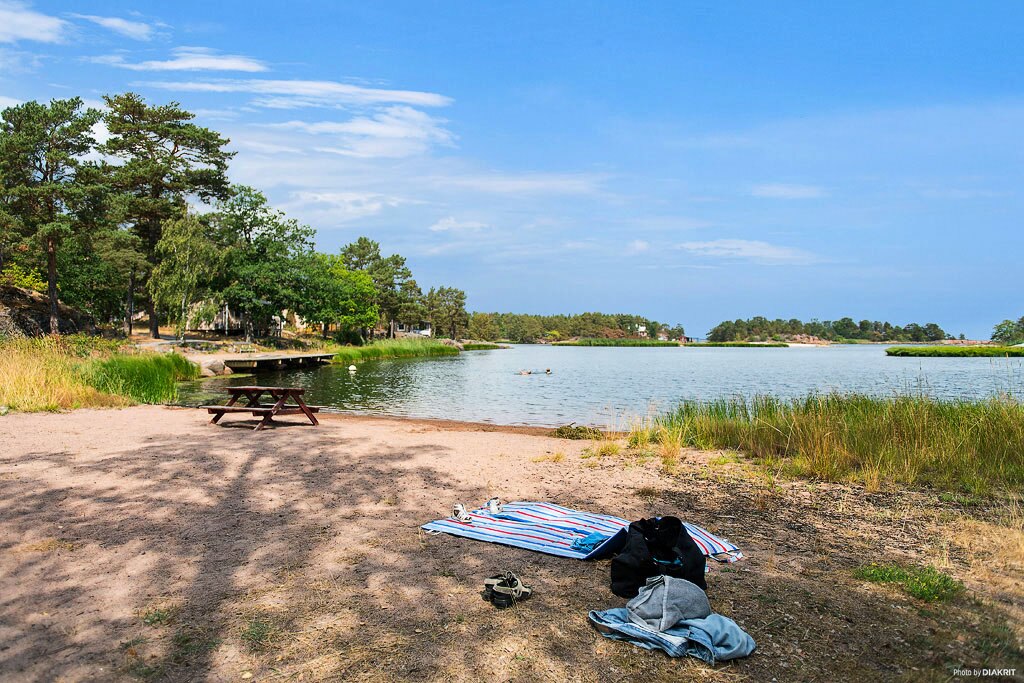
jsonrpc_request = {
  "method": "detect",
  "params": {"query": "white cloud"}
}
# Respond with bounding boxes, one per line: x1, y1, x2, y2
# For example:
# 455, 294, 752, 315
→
71, 14, 153, 40
0, 95, 22, 108
439, 172, 600, 195
429, 216, 488, 232
627, 239, 650, 254
143, 78, 452, 108
677, 239, 817, 265
285, 190, 406, 222
91, 47, 267, 72
270, 106, 454, 158
0, 2, 65, 43
751, 183, 826, 199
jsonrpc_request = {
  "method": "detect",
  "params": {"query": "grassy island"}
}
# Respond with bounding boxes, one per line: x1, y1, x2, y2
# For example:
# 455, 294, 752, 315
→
886, 346, 1024, 357
552, 338, 679, 347
327, 338, 459, 363
685, 341, 789, 348
461, 342, 503, 350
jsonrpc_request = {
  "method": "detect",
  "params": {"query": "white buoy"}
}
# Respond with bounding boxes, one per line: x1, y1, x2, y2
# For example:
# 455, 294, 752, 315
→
348, 364, 357, 372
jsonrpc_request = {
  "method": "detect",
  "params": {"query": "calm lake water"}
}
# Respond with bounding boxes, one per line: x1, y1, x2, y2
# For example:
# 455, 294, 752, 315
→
177, 345, 1023, 427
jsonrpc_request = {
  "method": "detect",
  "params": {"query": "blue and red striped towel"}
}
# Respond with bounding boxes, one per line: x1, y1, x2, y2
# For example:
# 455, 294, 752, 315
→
422, 501, 742, 562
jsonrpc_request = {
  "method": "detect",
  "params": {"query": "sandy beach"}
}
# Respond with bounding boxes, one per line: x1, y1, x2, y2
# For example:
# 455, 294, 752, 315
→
1, 406, 1020, 682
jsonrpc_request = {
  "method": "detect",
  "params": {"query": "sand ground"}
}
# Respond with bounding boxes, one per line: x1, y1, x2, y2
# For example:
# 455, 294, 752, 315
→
0, 406, 1021, 682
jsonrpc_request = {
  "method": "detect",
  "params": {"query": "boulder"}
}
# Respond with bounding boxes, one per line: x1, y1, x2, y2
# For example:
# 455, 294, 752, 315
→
0, 285, 93, 337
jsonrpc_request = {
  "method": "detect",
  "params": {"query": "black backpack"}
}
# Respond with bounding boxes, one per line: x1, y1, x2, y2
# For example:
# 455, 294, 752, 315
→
610, 516, 707, 598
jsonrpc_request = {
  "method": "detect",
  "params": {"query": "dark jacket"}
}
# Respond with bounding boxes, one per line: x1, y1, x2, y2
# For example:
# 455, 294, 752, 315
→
610, 516, 707, 598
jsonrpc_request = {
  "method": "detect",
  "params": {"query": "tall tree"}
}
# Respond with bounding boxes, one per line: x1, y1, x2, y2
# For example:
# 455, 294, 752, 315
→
340, 236, 413, 337
210, 186, 314, 341
296, 253, 378, 339
0, 98, 102, 333
150, 214, 221, 340
427, 286, 468, 339
101, 92, 233, 338
992, 317, 1024, 346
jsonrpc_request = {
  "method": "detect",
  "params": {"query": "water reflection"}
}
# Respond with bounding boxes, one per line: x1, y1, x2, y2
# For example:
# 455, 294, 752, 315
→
177, 345, 1023, 427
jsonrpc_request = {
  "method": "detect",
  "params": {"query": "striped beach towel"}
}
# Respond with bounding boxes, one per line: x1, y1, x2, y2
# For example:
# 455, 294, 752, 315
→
422, 501, 742, 562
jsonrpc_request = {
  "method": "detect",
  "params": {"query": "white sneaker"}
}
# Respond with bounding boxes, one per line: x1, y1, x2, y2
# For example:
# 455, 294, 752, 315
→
486, 497, 503, 515
452, 503, 472, 522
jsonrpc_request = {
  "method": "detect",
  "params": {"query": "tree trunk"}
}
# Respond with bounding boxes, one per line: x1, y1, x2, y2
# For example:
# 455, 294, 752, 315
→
124, 271, 135, 337
147, 298, 159, 339
322, 322, 329, 339
46, 237, 59, 335
180, 293, 188, 341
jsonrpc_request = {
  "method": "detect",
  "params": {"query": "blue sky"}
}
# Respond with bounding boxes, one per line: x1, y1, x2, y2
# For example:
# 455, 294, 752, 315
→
1, 2, 1021, 338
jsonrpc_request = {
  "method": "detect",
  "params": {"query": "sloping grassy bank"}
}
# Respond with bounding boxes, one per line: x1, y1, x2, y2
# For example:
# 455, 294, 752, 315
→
553, 338, 679, 347
327, 338, 459, 363
632, 393, 1023, 492
887, 345, 1024, 357
0, 335, 199, 411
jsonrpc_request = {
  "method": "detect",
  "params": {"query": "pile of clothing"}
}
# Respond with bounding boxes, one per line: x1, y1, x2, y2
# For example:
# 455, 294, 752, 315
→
590, 516, 755, 663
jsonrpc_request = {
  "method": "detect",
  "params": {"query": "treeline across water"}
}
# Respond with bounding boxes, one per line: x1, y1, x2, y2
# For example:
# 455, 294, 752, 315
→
467, 312, 685, 344
707, 317, 952, 343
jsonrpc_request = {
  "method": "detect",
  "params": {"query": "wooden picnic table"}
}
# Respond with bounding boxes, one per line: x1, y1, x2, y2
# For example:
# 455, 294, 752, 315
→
202, 386, 321, 431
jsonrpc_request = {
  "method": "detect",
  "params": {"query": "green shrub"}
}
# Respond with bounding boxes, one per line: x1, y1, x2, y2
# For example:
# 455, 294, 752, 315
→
551, 423, 603, 439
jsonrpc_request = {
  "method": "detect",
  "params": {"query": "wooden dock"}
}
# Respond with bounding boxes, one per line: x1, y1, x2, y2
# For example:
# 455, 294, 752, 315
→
221, 353, 336, 372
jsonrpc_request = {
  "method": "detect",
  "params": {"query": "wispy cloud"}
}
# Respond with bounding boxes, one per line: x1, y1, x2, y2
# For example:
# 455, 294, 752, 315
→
751, 183, 826, 199
143, 78, 452, 108
271, 106, 453, 158
627, 239, 650, 254
429, 216, 488, 232
0, 94, 22, 108
71, 13, 153, 41
677, 238, 817, 265
91, 47, 267, 72
284, 190, 406, 223
438, 172, 600, 195
0, 1, 66, 43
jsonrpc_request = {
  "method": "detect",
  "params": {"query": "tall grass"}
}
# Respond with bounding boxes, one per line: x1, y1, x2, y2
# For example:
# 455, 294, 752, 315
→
328, 338, 459, 363
82, 353, 200, 404
553, 338, 680, 347
635, 393, 1023, 492
0, 335, 199, 411
887, 346, 1024, 357
462, 342, 503, 350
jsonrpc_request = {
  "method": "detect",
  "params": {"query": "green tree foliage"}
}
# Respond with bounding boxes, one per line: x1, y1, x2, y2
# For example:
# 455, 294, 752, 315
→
101, 92, 233, 337
426, 286, 468, 339
472, 312, 672, 343
210, 186, 314, 340
296, 252, 378, 339
992, 317, 1024, 345
340, 236, 416, 337
468, 312, 501, 341
150, 214, 221, 340
706, 316, 949, 343
0, 97, 102, 333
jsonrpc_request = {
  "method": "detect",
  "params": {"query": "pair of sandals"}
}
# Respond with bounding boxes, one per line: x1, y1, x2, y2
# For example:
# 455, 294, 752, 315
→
452, 497, 503, 523
449, 499, 534, 609
482, 571, 533, 609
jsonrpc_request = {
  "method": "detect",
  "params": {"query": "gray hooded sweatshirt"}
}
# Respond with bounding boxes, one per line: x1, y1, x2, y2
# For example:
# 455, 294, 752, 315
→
626, 575, 711, 632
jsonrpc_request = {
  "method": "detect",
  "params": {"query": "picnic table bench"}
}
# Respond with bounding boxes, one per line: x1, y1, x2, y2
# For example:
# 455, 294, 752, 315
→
202, 386, 321, 431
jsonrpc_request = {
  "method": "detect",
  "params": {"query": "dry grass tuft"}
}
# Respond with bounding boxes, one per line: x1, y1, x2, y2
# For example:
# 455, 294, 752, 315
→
16, 538, 75, 553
